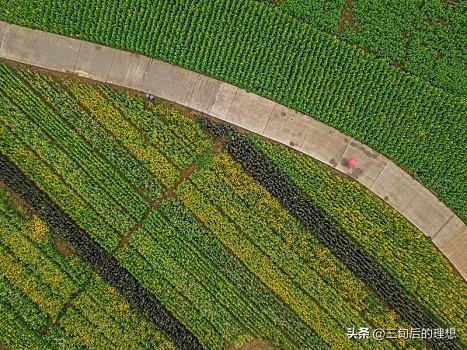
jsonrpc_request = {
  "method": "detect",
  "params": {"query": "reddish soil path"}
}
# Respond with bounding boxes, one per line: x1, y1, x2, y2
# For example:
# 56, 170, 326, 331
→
236, 340, 277, 350
112, 205, 155, 253
338, 0, 357, 35
113, 139, 226, 253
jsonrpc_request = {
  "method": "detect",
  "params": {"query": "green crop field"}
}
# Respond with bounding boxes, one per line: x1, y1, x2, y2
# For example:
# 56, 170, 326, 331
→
0, 61, 465, 349
268, 0, 466, 97
0, 0, 465, 222
0, 185, 176, 349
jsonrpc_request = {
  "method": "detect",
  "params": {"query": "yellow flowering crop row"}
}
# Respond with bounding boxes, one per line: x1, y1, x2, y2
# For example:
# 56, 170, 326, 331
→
156, 196, 326, 348
100, 86, 211, 169
208, 151, 407, 332
0, 121, 121, 250
175, 179, 358, 350
56, 274, 176, 350
66, 82, 179, 188
117, 244, 226, 350
0, 181, 177, 349
252, 135, 467, 344
0, 299, 46, 349
17, 68, 165, 201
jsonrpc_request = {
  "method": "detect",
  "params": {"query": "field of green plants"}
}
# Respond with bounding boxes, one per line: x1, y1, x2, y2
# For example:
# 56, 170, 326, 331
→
0, 185, 176, 349
269, 0, 466, 96
1, 0, 465, 222
0, 61, 465, 349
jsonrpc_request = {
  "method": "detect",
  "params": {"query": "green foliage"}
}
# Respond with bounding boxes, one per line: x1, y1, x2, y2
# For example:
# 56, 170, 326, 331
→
186, 152, 417, 349
0, 62, 463, 349
251, 135, 467, 344
345, 0, 467, 96
19, 70, 166, 202
64, 82, 180, 188
48, 275, 176, 350
276, 0, 345, 34
0, 0, 465, 220
100, 86, 215, 169
269, 0, 466, 96
0, 184, 175, 349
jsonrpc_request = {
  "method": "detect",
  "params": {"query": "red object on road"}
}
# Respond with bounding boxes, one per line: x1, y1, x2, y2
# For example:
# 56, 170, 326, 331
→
348, 157, 357, 168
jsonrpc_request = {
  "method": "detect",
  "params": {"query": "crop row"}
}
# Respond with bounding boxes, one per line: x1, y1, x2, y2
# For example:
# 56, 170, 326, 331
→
120, 209, 255, 349
180, 159, 427, 349
100, 86, 215, 169
270, 1, 465, 96
0, 116, 123, 250
0, 64, 223, 348
272, 0, 344, 35
197, 151, 413, 331
175, 179, 358, 349
206, 123, 459, 350
0, 0, 465, 219
116, 197, 327, 349
0, 63, 195, 249
16, 68, 166, 201
158, 196, 324, 347
0, 67, 145, 227
189, 166, 383, 342
65, 81, 180, 188
0, 153, 201, 349
1, 61, 459, 348
0, 298, 49, 349
0, 185, 176, 349
0, 64, 226, 348
0, 65, 142, 247
117, 243, 227, 350
0, 217, 85, 327
52, 274, 176, 350
343, 0, 466, 96
251, 134, 467, 342
0, 102, 131, 245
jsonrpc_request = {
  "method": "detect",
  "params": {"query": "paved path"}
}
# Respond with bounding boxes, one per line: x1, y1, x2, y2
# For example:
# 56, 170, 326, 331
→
0, 21, 465, 279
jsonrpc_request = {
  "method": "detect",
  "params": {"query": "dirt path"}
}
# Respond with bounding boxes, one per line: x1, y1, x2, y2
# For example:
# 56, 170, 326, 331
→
113, 139, 226, 253
237, 340, 278, 350
337, 0, 357, 35
39, 267, 95, 335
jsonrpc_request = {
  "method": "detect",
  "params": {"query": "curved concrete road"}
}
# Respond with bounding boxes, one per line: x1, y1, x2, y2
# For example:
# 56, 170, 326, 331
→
0, 21, 465, 279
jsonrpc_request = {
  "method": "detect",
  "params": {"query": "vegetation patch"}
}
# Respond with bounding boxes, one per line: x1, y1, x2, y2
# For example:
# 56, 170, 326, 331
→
205, 122, 461, 350
0, 180, 177, 349
0, 62, 465, 349
0, 0, 465, 220
268, 0, 466, 96
237, 339, 280, 350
